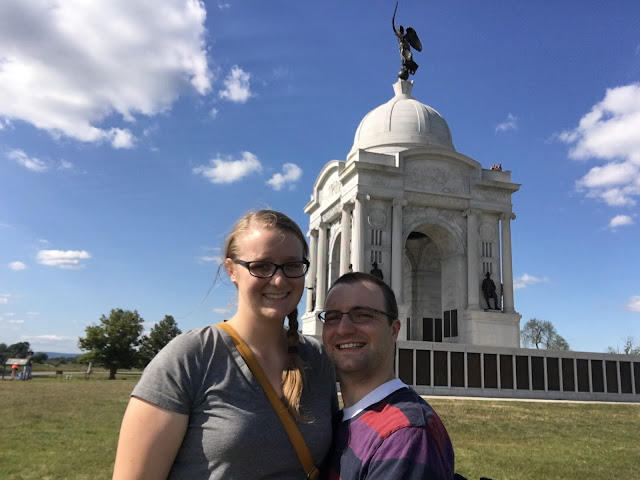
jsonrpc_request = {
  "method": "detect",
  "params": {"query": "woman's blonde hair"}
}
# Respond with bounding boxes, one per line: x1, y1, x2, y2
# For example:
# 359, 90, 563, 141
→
225, 209, 308, 419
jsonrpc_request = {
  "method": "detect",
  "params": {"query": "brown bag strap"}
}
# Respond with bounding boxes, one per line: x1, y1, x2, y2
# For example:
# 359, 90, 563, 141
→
217, 322, 319, 480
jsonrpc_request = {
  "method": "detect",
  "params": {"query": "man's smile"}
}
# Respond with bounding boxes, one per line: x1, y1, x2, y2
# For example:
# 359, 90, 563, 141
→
337, 342, 365, 349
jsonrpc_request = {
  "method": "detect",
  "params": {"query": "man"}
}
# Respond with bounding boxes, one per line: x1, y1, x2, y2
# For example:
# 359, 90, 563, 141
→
320, 272, 454, 479
482, 273, 500, 310
369, 262, 383, 280
23, 351, 33, 381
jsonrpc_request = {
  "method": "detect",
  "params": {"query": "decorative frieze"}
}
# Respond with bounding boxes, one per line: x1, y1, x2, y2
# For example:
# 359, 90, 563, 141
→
474, 187, 510, 203
405, 160, 469, 195
368, 207, 388, 229
479, 222, 496, 241
319, 178, 341, 203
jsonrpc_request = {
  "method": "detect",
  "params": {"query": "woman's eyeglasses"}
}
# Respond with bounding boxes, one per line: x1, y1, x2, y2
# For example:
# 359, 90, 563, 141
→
233, 259, 310, 278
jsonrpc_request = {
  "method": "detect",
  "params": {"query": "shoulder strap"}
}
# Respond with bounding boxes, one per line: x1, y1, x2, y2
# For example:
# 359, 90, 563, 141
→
217, 322, 319, 480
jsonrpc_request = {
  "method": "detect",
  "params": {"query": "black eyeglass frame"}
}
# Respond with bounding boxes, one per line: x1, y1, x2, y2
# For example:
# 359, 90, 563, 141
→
317, 306, 396, 325
233, 258, 310, 278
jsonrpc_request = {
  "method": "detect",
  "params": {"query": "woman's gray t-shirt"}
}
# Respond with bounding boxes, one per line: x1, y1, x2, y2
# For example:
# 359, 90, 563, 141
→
132, 325, 338, 479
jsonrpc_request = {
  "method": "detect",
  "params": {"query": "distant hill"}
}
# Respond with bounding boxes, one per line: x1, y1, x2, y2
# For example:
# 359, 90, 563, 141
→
41, 352, 80, 359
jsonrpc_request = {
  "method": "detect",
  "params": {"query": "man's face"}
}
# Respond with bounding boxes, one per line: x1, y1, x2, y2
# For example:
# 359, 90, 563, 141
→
322, 281, 400, 379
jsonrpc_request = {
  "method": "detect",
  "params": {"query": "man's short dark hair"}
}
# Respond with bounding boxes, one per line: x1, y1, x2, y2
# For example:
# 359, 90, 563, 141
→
327, 272, 398, 324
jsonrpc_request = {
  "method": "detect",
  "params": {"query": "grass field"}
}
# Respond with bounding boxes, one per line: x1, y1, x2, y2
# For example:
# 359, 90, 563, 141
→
1, 376, 639, 479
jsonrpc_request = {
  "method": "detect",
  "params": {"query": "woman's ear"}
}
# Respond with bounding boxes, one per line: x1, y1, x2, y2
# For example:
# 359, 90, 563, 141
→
224, 258, 237, 284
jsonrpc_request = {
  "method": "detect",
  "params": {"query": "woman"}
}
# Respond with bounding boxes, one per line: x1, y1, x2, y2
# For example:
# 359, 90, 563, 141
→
113, 210, 338, 479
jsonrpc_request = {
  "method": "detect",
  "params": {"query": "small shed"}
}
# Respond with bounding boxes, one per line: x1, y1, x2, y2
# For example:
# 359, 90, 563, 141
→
2, 358, 29, 379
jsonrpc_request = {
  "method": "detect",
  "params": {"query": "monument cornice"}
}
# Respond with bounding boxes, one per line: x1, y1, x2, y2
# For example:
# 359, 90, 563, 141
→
473, 179, 521, 193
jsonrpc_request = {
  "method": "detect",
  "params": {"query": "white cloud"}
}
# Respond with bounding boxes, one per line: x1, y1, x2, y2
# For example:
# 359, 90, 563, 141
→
0, 0, 211, 147
37, 249, 91, 269
218, 66, 252, 103
24, 334, 79, 353
559, 83, 640, 207
212, 306, 234, 314
58, 160, 73, 170
513, 273, 548, 290
8, 149, 48, 172
210, 107, 219, 119
35, 334, 70, 341
0, 294, 11, 304
198, 255, 223, 264
193, 151, 262, 184
8, 261, 27, 271
623, 295, 640, 312
266, 163, 303, 191
8, 319, 24, 324
143, 321, 157, 332
109, 128, 135, 149
608, 215, 634, 229
495, 113, 518, 133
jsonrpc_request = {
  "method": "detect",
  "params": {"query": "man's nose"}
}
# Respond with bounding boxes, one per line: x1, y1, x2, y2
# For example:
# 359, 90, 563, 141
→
335, 312, 357, 333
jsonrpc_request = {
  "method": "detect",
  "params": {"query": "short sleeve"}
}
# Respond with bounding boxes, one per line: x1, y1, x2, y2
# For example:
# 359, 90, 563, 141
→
132, 329, 207, 415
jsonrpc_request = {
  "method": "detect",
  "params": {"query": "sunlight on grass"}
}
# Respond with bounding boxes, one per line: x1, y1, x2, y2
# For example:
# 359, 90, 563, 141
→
0, 379, 638, 480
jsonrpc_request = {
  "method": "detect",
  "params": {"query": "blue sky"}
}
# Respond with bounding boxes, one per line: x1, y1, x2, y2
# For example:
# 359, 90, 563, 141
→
1, 0, 639, 354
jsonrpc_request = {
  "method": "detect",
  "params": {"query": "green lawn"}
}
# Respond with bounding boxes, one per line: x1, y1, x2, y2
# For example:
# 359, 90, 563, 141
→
1, 378, 638, 479
0, 378, 134, 480
429, 397, 640, 480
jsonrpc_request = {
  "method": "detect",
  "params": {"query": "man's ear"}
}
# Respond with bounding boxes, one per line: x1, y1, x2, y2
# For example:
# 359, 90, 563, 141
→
390, 318, 401, 341
224, 258, 237, 284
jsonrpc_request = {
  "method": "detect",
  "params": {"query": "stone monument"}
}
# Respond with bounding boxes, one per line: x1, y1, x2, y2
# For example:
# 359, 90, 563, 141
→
301, 16, 521, 347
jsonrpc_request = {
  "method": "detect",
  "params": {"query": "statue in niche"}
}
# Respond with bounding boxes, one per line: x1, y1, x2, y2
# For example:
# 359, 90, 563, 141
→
370, 262, 384, 280
482, 272, 500, 310
392, 1, 422, 80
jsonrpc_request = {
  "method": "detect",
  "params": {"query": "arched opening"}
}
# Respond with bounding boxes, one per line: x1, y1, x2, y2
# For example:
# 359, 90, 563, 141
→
402, 224, 463, 342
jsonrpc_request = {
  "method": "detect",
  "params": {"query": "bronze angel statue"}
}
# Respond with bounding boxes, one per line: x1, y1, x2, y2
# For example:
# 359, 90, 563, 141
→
392, 2, 423, 80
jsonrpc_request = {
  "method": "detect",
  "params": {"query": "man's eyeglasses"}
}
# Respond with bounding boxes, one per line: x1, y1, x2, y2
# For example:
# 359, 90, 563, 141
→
318, 307, 395, 325
233, 259, 310, 278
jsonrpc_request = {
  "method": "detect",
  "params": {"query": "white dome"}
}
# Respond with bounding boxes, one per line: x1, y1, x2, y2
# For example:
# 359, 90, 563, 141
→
351, 80, 455, 153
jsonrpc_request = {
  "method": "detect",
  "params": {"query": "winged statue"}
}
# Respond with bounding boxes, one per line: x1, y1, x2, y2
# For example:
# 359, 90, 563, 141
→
392, 2, 423, 80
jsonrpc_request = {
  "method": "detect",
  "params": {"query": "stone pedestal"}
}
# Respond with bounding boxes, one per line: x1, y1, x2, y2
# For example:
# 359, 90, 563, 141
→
301, 310, 323, 336
461, 310, 522, 347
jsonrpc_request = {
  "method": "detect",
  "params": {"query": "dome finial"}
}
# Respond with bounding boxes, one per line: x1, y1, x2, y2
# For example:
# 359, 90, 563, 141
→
392, 2, 423, 80
393, 79, 414, 97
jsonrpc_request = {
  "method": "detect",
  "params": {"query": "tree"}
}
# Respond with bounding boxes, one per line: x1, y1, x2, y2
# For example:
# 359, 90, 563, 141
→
78, 308, 144, 379
606, 336, 640, 355
7, 341, 31, 357
33, 352, 49, 364
0, 343, 8, 365
138, 315, 182, 367
521, 318, 570, 350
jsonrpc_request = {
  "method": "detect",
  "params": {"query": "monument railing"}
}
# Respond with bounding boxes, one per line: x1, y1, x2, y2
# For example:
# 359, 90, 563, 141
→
395, 340, 640, 402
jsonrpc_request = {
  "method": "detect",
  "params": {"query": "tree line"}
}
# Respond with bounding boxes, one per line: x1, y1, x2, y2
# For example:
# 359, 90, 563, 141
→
0, 342, 45, 365
77, 309, 181, 379
4, 314, 637, 376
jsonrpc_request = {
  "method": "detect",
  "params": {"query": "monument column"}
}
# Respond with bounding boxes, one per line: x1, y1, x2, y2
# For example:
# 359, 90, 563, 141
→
315, 223, 329, 311
464, 209, 481, 310
352, 193, 366, 272
339, 202, 353, 275
305, 228, 318, 313
391, 198, 404, 301
501, 213, 516, 314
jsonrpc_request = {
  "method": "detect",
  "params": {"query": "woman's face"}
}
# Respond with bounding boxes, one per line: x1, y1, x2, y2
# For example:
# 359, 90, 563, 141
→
226, 227, 306, 323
